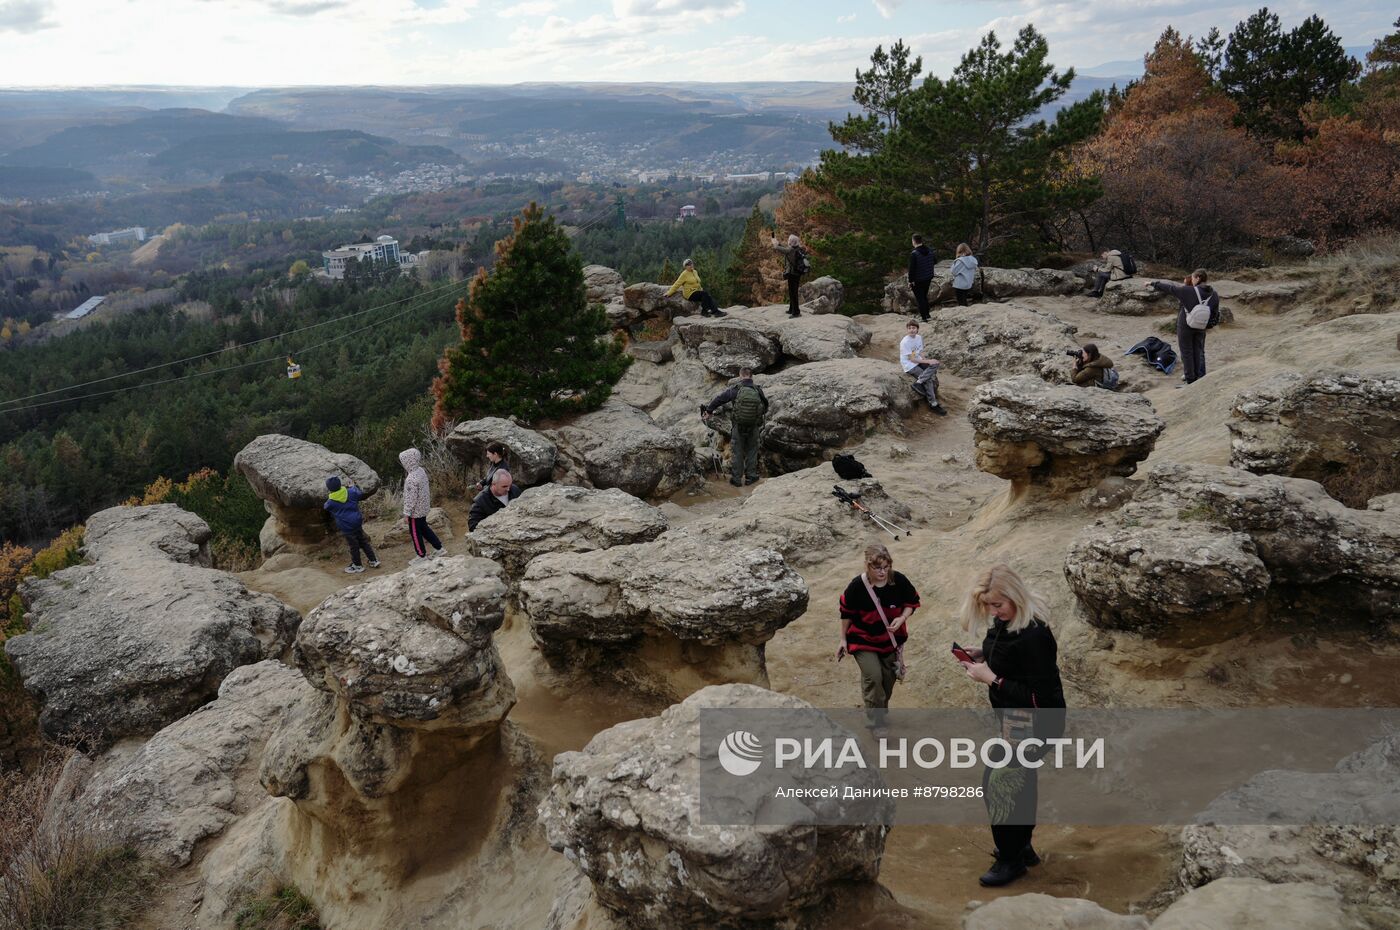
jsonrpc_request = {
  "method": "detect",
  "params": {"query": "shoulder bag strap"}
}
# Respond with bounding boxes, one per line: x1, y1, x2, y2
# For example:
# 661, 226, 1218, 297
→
861, 574, 904, 652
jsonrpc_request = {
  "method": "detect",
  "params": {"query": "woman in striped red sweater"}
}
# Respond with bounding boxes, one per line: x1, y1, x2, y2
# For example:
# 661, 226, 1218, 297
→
837, 543, 920, 717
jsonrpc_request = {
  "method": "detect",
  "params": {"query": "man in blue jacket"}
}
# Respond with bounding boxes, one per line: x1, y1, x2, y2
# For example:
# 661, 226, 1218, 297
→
324, 475, 379, 574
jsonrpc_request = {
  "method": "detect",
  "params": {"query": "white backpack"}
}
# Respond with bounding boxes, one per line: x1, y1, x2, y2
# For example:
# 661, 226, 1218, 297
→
1185, 286, 1212, 330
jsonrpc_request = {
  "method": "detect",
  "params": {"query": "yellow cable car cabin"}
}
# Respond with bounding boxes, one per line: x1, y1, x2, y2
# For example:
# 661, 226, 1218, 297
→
286, 357, 302, 380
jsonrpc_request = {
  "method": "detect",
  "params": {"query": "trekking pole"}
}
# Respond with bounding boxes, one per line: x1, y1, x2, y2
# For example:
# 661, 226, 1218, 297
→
832, 487, 900, 541
856, 501, 909, 539
860, 503, 911, 537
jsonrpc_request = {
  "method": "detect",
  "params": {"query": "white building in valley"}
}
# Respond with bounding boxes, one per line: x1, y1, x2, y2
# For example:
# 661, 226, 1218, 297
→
321, 235, 409, 279
88, 227, 146, 246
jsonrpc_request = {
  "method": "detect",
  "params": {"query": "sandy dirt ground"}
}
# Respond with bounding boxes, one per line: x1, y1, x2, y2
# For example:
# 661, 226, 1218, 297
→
231, 277, 1400, 928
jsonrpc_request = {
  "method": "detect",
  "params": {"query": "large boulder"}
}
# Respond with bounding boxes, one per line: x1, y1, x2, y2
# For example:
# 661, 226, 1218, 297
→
1064, 463, 1400, 638
753, 358, 917, 472
1229, 370, 1400, 507
467, 484, 669, 583
964, 894, 1147, 929
622, 282, 693, 322
798, 275, 844, 314
4, 505, 299, 750
538, 684, 887, 930
519, 534, 808, 700
1154, 879, 1361, 930
444, 416, 559, 487
919, 303, 1080, 383
49, 660, 311, 868
673, 308, 871, 377
968, 375, 1166, 496
583, 264, 625, 304
548, 399, 698, 499
883, 264, 1082, 312
233, 434, 381, 549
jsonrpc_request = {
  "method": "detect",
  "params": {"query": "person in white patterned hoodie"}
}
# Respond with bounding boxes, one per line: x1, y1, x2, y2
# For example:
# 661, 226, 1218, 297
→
399, 447, 444, 562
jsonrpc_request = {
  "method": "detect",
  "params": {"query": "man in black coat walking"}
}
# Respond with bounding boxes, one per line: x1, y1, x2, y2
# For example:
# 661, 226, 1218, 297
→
907, 235, 936, 321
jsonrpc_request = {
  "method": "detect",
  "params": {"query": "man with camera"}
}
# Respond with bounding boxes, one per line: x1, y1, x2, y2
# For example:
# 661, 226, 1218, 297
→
702, 366, 769, 487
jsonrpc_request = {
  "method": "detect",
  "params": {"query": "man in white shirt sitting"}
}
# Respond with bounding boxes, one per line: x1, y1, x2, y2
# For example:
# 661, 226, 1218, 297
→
899, 320, 947, 416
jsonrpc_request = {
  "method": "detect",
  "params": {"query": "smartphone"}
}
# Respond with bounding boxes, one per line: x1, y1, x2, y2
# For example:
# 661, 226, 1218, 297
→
951, 642, 975, 664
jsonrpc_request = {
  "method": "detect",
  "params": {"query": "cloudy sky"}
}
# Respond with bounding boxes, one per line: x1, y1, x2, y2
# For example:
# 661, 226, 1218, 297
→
0, 0, 1390, 86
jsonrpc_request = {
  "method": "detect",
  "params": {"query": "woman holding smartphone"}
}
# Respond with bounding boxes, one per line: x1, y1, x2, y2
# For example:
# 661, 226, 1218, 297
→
956, 564, 1065, 887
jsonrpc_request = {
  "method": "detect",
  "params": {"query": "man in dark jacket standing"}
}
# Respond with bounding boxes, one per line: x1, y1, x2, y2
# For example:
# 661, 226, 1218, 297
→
468, 469, 522, 531
703, 366, 769, 487
907, 234, 936, 321
1148, 269, 1219, 386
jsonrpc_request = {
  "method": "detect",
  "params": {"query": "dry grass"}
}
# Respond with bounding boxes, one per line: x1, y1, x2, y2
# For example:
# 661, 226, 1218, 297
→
416, 425, 475, 499
363, 480, 403, 523
0, 750, 157, 930
233, 886, 322, 930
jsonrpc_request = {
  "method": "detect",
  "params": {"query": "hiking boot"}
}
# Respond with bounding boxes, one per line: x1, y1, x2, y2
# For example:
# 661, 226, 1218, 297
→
745, 475, 760, 485
344, 564, 365, 574
978, 858, 1027, 887
729, 476, 744, 487
713, 309, 728, 317
994, 845, 1042, 867
368, 560, 381, 569
931, 404, 948, 416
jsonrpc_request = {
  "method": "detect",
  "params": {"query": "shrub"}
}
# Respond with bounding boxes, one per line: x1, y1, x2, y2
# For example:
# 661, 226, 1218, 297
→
128, 470, 264, 571
234, 885, 322, 930
0, 750, 158, 929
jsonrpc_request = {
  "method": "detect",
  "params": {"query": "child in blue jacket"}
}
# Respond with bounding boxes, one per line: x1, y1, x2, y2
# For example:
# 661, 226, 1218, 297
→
324, 476, 379, 574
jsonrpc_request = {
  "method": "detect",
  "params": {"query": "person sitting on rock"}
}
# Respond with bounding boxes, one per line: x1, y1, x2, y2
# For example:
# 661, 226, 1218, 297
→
469, 469, 522, 532
324, 475, 379, 574
837, 543, 918, 732
907, 234, 936, 321
770, 232, 808, 317
702, 366, 768, 487
1088, 249, 1127, 298
899, 320, 947, 416
1070, 343, 1115, 387
664, 259, 727, 318
476, 441, 508, 494
400, 447, 445, 563
950, 243, 979, 307
956, 564, 1065, 889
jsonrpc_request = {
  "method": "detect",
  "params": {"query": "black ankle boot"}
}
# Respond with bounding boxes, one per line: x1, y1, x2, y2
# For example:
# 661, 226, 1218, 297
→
992, 845, 1042, 867
978, 857, 1027, 887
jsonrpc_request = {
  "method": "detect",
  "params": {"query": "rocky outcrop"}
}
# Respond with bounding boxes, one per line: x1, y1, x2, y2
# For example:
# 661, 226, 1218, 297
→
798, 275, 844, 314
445, 416, 559, 486
4, 505, 299, 750
548, 399, 698, 499
1178, 735, 1400, 913
623, 282, 693, 322
968, 376, 1166, 496
965, 894, 1147, 929
1064, 463, 1400, 638
753, 358, 917, 472
519, 535, 807, 700
50, 660, 310, 867
673, 309, 871, 377
233, 434, 381, 551
467, 484, 669, 583
538, 684, 887, 930
918, 303, 1080, 383
883, 264, 1083, 312
1156, 879, 1360, 930
1228, 370, 1400, 507
583, 264, 625, 304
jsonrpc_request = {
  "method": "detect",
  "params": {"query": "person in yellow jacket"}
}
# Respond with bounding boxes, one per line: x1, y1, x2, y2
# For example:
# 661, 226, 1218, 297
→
665, 259, 727, 317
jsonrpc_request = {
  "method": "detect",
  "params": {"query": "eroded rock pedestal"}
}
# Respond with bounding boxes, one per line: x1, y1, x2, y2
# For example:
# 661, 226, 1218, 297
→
233, 433, 381, 553
445, 416, 559, 486
968, 376, 1165, 498
4, 505, 299, 750
1229, 370, 1400, 507
547, 399, 699, 499
519, 535, 808, 700
539, 684, 888, 930
1064, 463, 1400, 639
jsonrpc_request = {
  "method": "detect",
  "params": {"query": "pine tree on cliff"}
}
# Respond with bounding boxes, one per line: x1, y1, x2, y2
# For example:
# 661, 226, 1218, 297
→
431, 203, 629, 431
727, 205, 771, 305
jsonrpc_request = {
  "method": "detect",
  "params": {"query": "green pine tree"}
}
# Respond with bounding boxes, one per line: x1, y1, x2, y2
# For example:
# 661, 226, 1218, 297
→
829, 40, 924, 154
727, 205, 771, 305
431, 203, 630, 430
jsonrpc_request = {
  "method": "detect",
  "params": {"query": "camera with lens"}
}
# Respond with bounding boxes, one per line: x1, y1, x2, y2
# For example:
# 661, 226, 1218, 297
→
1064, 349, 1082, 357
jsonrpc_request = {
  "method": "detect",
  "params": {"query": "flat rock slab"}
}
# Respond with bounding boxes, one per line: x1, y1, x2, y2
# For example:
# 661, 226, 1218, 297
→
233, 433, 380, 509
5, 505, 299, 750
920, 303, 1080, 383
444, 417, 559, 487
548, 399, 698, 499
755, 358, 917, 469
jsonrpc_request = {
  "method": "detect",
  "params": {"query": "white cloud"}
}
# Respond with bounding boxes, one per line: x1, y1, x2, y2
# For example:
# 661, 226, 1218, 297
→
872, 0, 899, 20
0, 0, 56, 32
497, 0, 558, 18
837, 13, 856, 24
612, 0, 743, 19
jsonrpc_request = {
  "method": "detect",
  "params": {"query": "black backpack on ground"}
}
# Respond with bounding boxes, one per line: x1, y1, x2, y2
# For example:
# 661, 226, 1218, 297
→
1118, 251, 1137, 276
832, 454, 871, 480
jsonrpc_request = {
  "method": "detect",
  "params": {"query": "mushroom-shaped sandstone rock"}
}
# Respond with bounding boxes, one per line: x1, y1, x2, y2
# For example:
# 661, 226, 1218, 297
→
1064, 463, 1400, 639
444, 416, 559, 487
3, 505, 299, 751
538, 684, 888, 930
519, 534, 808, 700
798, 275, 845, 314
918, 304, 1080, 384
233, 433, 380, 551
467, 484, 668, 583
968, 375, 1165, 496
583, 264, 625, 304
548, 399, 698, 499
1228, 369, 1400, 507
